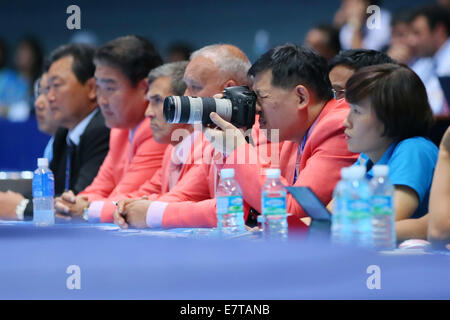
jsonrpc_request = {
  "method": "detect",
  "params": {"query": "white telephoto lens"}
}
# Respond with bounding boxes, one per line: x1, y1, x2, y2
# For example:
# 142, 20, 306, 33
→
187, 97, 204, 124
215, 99, 232, 122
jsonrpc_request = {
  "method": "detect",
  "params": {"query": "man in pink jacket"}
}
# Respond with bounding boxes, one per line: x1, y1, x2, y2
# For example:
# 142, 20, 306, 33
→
54, 36, 167, 221
117, 44, 358, 230
114, 44, 257, 228
94, 61, 213, 224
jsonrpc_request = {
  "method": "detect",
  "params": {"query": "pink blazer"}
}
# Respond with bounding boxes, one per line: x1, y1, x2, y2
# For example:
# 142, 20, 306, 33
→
98, 133, 213, 222
160, 99, 358, 228
79, 118, 168, 219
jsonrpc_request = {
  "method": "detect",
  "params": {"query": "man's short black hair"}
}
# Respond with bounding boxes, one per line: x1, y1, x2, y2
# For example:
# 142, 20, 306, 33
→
391, 8, 415, 28
328, 49, 396, 72
412, 4, 450, 36
311, 24, 341, 56
48, 43, 95, 84
248, 44, 333, 101
94, 35, 163, 87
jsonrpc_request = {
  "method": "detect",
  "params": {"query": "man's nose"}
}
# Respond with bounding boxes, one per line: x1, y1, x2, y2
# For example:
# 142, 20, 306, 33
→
47, 87, 56, 102
145, 104, 156, 118
343, 112, 352, 129
97, 91, 108, 107
34, 96, 44, 110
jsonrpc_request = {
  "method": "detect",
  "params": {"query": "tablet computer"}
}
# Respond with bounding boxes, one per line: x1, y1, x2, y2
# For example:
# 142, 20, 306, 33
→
286, 186, 332, 238
286, 186, 331, 221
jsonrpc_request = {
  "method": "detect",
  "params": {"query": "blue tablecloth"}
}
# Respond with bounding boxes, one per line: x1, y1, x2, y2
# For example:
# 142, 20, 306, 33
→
0, 117, 50, 171
0, 221, 449, 299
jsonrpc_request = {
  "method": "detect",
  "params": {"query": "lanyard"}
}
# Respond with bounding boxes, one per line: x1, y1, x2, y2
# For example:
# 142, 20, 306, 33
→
293, 114, 321, 184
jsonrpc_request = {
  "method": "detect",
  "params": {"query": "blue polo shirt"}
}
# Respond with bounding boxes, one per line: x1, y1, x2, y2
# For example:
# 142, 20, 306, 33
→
354, 137, 438, 219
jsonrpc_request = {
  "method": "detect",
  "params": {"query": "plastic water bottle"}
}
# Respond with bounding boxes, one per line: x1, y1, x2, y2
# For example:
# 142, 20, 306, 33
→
370, 165, 396, 250
332, 166, 371, 248
216, 168, 246, 235
331, 167, 351, 245
32, 158, 55, 226
261, 168, 288, 240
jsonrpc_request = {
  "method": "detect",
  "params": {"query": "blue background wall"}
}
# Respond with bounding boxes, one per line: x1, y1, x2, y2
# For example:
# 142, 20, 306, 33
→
0, 0, 434, 61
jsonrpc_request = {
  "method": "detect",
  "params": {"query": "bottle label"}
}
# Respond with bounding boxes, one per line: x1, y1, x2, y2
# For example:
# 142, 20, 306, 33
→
262, 197, 286, 216
32, 172, 55, 198
348, 199, 370, 219
32, 175, 43, 198
371, 195, 393, 215
216, 196, 243, 215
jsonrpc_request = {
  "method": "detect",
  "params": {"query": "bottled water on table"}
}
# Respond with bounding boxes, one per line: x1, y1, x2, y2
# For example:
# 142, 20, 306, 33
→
261, 168, 288, 241
331, 167, 351, 245
332, 165, 371, 248
370, 165, 396, 250
216, 168, 246, 235
33, 158, 55, 226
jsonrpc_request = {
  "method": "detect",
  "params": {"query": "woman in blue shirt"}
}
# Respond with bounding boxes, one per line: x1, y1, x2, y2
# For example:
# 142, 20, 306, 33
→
343, 63, 438, 222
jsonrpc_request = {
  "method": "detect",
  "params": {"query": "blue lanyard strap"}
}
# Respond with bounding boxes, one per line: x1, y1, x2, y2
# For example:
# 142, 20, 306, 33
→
293, 109, 324, 184
293, 130, 309, 184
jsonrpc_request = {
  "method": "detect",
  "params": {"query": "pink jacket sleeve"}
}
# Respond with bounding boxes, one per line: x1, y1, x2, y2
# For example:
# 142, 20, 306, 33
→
161, 198, 217, 228
81, 120, 167, 222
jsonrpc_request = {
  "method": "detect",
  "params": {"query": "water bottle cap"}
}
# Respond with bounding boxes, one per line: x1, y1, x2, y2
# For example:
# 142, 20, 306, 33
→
220, 168, 235, 179
373, 165, 389, 176
265, 168, 281, 178
37, 158, 49, 168
347, 165, 366, 179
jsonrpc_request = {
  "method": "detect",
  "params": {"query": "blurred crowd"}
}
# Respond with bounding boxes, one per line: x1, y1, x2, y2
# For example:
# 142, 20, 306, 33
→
0, 34, 193, 122
304, 0, 450, 116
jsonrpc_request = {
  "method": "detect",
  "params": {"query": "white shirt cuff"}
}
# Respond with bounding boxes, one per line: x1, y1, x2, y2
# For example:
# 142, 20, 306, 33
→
87, 201, 103, 223
146, 201, 167, 228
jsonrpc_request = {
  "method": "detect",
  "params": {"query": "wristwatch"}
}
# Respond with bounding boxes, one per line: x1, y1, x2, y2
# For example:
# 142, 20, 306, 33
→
82, 205, 89, 222
16, 199, 29, 221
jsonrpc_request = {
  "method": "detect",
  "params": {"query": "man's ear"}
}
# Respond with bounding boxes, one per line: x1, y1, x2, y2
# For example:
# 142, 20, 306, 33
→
85, 78, 98, 101
224, 79, 237, 88
295, 85, 310, 110
138, 78, 150, 95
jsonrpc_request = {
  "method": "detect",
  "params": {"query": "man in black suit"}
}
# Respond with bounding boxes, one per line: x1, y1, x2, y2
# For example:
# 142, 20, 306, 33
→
0, 43, 110, 220
51, 109, 109, 195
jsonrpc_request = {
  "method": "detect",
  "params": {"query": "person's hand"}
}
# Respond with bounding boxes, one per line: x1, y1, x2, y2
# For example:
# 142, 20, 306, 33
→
0, 191, 25, 220
114, 198, 152, 229
347, 0, 366, 29
54, 190, 89, 220
245, 225, 260, 233
203, 112, 247, 157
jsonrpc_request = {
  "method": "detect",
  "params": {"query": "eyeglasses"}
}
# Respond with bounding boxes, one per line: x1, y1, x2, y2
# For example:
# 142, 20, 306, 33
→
332, 88, 346, 100
33, 77, 50, 100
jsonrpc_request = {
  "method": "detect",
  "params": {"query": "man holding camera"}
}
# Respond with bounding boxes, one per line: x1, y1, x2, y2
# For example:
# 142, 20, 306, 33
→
114, 44, 260, 228
117, 44, 358, 230
94, 61, 214, 225
207, 44, 359, 224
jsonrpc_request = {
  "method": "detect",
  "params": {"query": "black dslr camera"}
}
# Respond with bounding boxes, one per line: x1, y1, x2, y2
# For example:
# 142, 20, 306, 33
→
163, 86, 256, 128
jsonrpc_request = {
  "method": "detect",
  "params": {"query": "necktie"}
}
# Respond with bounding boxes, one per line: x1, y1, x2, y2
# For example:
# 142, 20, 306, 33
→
65, 139, 75, 191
